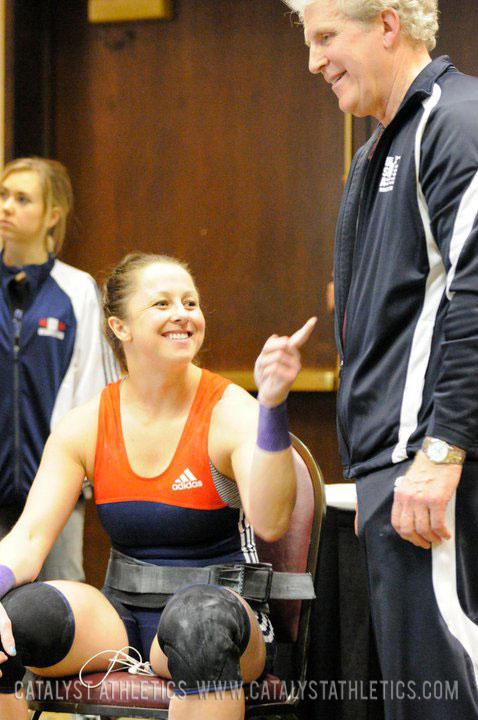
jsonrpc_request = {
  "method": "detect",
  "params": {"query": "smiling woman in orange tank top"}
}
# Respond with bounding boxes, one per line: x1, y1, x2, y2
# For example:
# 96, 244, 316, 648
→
0, 251, 316, 720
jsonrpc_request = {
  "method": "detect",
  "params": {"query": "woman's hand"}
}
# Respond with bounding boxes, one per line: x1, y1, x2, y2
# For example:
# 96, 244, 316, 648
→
254, 317, 317, 407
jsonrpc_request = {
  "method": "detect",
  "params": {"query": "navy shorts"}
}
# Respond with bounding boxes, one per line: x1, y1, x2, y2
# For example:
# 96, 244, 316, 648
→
103, 587, 276, 677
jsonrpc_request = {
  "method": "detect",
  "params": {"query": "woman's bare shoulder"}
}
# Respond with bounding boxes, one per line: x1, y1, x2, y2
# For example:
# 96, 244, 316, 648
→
54, 393, 101, 436
51, 392, 103, 475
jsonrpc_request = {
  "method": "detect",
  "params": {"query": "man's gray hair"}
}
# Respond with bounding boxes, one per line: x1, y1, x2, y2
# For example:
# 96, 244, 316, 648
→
282, 0, 439, 51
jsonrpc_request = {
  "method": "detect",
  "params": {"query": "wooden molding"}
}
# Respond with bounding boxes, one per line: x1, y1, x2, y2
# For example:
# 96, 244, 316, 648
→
88, 0, 173, 23
214, 368, 337, 393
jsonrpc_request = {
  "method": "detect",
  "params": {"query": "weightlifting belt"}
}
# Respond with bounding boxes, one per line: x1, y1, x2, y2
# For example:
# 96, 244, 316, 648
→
105, 548, 315, 603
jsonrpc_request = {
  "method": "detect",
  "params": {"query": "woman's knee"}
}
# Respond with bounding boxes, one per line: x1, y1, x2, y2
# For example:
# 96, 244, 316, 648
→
157, 584, 251, 693
2, 583, 75, 667
0, 582, 75, 693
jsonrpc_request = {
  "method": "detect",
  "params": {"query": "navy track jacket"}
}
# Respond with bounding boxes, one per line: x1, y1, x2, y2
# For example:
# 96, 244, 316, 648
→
335, 57, 478, 479
0, 253, 118, 506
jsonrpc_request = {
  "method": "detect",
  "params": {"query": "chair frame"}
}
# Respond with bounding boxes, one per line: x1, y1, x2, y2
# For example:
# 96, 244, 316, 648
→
244, 434, 325, 718
29, 433, 325, 720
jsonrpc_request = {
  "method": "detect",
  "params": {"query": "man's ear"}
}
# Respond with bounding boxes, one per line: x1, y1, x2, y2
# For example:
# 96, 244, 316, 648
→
108, 315, 131, 342
381, 8, 401, 49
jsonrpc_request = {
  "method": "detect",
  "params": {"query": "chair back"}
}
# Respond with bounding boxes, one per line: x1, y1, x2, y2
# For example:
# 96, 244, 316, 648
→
255, 433, 325, 679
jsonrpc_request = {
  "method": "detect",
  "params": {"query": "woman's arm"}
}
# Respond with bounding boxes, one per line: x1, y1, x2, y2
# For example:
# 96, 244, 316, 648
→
210, 318, 316, 541
0, 398, 97, 660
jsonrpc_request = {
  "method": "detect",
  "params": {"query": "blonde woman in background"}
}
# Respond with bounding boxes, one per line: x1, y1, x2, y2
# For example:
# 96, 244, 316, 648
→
0, 156, 118, 581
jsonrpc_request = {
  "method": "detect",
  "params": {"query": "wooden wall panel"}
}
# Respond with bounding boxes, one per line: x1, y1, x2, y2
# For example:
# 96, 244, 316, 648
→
8, 0, 55, 158
52, 0, 342, 371
435, 0, 478, 73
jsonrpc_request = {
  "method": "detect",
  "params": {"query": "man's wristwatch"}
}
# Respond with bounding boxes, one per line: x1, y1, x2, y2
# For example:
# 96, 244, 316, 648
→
421, 436, 466, 465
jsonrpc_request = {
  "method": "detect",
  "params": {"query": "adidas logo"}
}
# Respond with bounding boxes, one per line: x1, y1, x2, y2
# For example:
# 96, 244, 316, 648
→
172, 468, 203, 491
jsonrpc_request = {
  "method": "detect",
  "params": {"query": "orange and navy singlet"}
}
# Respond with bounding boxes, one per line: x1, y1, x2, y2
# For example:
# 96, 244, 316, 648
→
94, 369, 260, 568
94, 369, 275, 661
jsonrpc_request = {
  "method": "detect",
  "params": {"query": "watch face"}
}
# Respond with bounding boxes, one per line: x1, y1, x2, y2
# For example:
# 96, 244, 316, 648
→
428, 439, 448, 462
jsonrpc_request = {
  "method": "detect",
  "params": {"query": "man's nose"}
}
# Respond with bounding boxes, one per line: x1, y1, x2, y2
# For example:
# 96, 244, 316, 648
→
309, 46, 327, 75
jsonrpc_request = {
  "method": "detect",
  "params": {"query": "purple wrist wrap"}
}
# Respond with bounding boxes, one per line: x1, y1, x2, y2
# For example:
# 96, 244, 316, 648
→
0, 565, 15, 599
257, 401, 291, 452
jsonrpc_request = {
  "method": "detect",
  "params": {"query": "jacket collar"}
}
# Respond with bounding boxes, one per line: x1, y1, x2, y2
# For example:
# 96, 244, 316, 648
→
372, 56, 455, 136
1, 251, 55, 300
401, 55, 455, 105
382, 55, 455, 132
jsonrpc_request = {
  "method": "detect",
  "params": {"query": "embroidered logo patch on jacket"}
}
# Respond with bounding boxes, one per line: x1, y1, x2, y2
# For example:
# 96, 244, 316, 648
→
37, 317, 66, 340
379, 155, 402, 193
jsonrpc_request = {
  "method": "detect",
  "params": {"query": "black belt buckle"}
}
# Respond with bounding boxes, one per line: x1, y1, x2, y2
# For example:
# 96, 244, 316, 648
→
210, 564, 247, 595
242, 562, 273, 603
210, 563, 273, 602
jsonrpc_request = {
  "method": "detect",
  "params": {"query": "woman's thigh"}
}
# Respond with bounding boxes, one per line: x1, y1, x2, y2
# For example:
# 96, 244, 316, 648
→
148, 588, 266, 683
28, 580, 129, 676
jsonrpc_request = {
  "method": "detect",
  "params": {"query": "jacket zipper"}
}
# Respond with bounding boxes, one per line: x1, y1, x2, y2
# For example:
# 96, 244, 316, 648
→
338, 173, 371, 476
335, 154, 366, 472
13, 308, 23, 496
336, 128, 385, 474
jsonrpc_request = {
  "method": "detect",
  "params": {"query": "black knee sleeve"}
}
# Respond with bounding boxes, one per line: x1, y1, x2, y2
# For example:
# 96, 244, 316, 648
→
158, 584, 250, 694
0, 582, 75, 693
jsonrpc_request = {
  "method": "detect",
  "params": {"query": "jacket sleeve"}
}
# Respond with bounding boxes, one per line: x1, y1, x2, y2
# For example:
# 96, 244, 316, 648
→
71, 276, 120, 407
420, 94, 478, 450
49, 268, 120, 431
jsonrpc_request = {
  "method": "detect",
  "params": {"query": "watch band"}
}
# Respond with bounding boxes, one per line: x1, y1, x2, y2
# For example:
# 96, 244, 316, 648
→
421, 436, 466, 465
